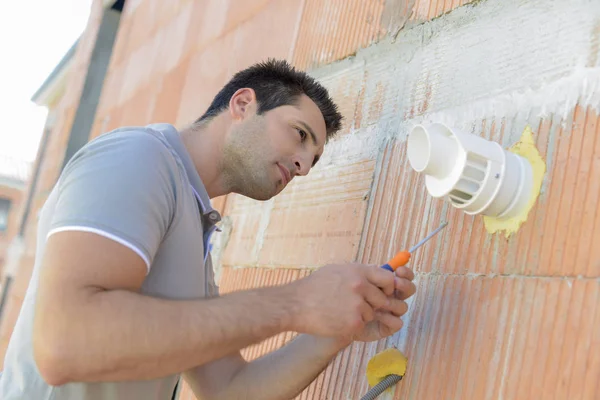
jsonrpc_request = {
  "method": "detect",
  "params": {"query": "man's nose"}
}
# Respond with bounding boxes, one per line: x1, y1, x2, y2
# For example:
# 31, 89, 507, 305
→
293, 156, 311, 176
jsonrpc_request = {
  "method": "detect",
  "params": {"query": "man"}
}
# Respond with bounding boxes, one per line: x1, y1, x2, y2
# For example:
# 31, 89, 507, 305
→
0, 59, 416, 399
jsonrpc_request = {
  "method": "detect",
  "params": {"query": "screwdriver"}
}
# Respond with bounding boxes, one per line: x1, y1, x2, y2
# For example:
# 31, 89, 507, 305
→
381, 221, 448, 272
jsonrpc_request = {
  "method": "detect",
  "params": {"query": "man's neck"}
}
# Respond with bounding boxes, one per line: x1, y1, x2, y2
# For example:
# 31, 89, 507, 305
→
180, 117, 229, 198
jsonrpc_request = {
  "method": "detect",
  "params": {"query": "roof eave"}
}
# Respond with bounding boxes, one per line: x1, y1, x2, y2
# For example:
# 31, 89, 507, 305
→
30, 38, 79, 107
0, 177, 27, 190
31, 1, 118, 107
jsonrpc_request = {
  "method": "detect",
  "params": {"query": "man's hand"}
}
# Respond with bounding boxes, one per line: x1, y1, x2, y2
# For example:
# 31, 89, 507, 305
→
352, 266, 416, 343
289, 263, 415, 341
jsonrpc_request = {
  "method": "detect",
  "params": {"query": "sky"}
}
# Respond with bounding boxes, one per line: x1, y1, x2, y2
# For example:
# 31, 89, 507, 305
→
0, 0, 93, 163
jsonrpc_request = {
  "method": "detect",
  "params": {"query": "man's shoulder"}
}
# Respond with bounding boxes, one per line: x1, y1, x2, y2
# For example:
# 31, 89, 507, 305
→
89, 124, 171, 150
70, 124, 179, 168
56, 124, 187, 198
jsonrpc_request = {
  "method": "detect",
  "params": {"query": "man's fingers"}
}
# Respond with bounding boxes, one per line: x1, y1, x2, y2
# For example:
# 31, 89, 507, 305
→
362, 281, 391, 310
365, 266, 396, 296
376, 312, 404, 334
359, 300, 375, 323
395, 266, 415, 281
385, 298, 408, 317
394, 277, 417, 300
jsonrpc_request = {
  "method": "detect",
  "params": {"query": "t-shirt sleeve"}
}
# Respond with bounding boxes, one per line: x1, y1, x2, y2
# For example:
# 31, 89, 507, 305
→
47, 130, 178, 273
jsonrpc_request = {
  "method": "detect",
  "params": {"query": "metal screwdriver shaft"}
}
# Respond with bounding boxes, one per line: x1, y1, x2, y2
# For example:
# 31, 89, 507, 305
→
380, 221, 448, 272
408, 221, 448, 253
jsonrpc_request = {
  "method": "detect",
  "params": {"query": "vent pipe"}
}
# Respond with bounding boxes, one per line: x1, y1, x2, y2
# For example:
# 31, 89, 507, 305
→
407, 122, 533, 220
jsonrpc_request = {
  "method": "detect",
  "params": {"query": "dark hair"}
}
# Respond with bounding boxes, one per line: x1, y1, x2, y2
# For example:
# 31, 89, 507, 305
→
196, 59, 343, 141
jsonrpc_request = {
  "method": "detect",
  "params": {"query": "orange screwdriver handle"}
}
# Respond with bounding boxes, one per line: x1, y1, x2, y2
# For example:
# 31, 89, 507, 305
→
389, 251, 411, 268
380, 221, 448, 272
380, 251, 411, 272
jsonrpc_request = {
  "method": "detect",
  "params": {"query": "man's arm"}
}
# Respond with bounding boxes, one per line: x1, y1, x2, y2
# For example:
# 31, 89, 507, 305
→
34, 232, 402, 386
33, 231, 300, 385
183, 334, 346, 400
183, 267, 414, 400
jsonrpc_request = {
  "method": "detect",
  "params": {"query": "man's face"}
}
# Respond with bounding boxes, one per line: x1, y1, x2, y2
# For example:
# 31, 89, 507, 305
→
223, 93, 327, 200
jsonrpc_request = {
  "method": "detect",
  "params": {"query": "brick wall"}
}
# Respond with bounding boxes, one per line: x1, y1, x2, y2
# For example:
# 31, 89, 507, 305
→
2, 0, 600, 399
0, 185, 24, 277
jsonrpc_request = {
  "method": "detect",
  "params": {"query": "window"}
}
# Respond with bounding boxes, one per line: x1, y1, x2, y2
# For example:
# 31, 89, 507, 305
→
0, 198, 11, 233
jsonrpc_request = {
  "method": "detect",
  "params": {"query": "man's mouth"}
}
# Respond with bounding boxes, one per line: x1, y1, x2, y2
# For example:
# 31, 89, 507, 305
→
277, 163, 291, 185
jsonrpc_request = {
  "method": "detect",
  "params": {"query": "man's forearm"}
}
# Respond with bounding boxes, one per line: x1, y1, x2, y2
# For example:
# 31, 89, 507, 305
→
218, 334, 348, 400
34, 284, 298, 385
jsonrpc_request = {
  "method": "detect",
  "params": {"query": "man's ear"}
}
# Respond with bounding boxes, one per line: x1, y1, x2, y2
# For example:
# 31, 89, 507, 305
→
229, 88, 256, 120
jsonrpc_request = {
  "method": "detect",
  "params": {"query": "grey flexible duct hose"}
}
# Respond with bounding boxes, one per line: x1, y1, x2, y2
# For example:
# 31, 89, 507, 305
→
360, 374, 403, 400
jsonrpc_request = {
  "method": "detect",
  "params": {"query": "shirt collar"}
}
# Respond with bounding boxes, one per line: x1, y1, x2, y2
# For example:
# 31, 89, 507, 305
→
148, 123, 222, 226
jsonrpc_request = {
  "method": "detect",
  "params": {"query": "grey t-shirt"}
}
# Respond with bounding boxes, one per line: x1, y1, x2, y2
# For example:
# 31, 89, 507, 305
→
0, 123, 221, 399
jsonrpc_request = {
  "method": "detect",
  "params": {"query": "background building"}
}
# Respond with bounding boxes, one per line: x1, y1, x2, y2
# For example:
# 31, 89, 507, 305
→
0, 0, 599, 399
0, 156, 30, 287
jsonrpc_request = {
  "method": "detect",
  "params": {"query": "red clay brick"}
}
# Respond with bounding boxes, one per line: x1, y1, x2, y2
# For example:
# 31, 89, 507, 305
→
122, 1, 158, 56
257, 159, 375, 267
175, 32, 236, 127
61, 65, 88, 109
182, 0, 228, 57
581, 281, 600, 399
223, 0, 271, 32
97, 63, 125, 114
579, 108, 600, 278
221, 195, 265, 267
227, 0, 303, 75
72, 1, 104, 70
0, 338, 8, 370
450, 276, 486, 399
315, 63, 366, 135
536, 106, 598, 277
560, 106, 595, 276
153, 0, 186, 29
118, 83, 159, 127
122, 0, 142, 16
91, 106, 123, 139
150, 1, 193, 78
151, 58, 190, 124
360, 138, 448, 273
109, 13, 133, 68
118, 33, 162, 105
410, 0, 476, 21
293, 0, 385, 70
210, 195, 228, 215
545, 106, 585, 276
522, 116, 554, 274
389, 275, 600, 400
551, 278, 587, 398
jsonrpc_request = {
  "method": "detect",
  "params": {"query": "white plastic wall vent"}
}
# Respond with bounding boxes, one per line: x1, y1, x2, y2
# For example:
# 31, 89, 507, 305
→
406, 123, 533, 219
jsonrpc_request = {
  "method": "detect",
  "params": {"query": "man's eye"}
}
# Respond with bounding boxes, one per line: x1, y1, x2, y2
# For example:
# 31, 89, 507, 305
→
298, 129, 307, 140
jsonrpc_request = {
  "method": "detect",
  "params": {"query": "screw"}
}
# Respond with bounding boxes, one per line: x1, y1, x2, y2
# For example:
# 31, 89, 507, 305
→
495, 173, 500, 179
